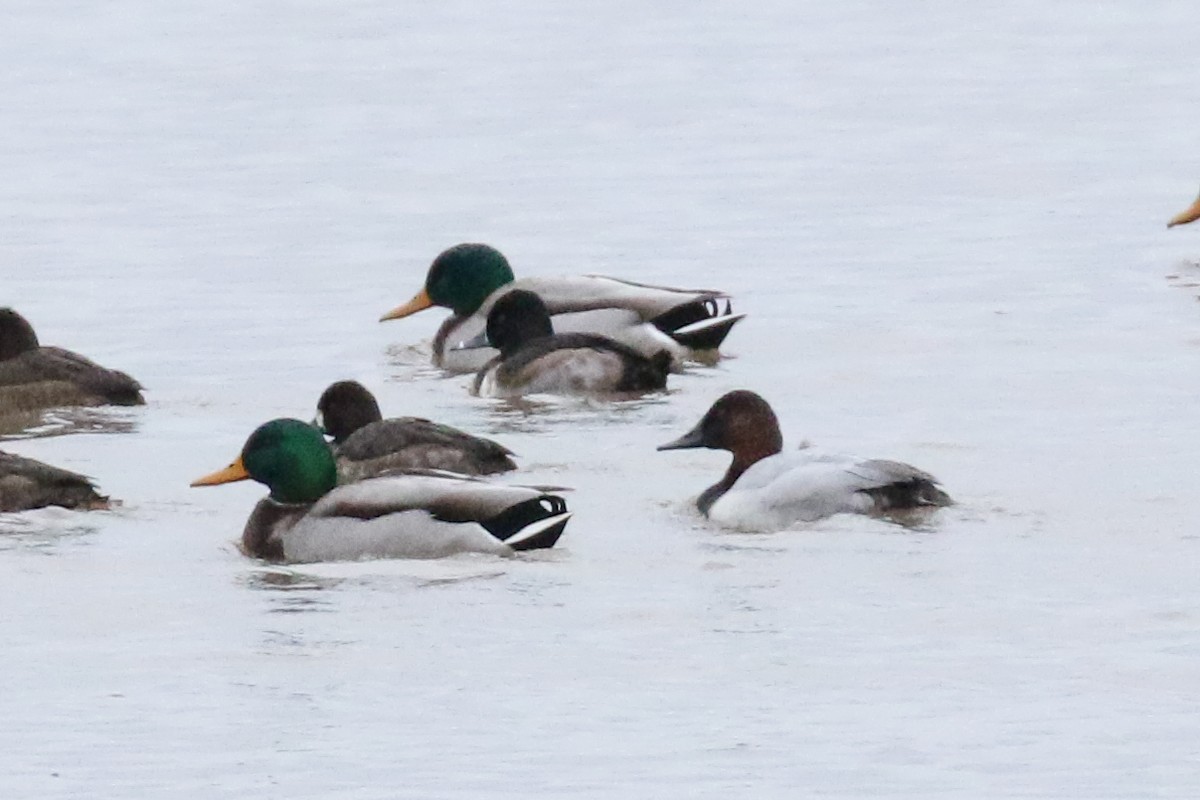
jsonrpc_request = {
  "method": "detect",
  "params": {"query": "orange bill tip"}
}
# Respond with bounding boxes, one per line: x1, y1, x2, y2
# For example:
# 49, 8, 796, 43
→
1168, 198, 1200, 229
379, 288, 434, 322
190, 456, 251, 487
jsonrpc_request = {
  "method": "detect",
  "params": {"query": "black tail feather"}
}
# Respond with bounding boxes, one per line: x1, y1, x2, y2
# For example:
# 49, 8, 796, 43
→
481, 495, 570, 550
863, 479, 953, 512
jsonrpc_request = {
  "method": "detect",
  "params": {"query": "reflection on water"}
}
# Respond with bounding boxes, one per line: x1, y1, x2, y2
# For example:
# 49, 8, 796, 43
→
0, 508, 99, 552
242, 568, 340, 614
0, 406, 141, 440
1166, 261, 1200, 300
479, 392, 676, 436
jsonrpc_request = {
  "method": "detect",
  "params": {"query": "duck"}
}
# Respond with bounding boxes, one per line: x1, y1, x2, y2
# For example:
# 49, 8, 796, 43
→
190, 418, 571, 562
456, 289, 671, 398
314, 380, 517, 481
0, 449, 108, 513
657, 390, 951, 530
1168, 187, 1200, 228
0, 308, 144, 411
379, 243, 744, 373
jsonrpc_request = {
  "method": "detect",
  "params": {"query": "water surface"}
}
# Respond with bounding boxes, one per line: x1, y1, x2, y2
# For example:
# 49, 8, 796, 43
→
3, 2, 1200, 797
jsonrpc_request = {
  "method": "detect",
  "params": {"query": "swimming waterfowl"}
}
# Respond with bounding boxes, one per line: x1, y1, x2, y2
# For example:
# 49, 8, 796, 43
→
190, 418, 570, 562
379, 243, 744, 373
0, 450, 108, 513
0, 308, 144, 411
657, 391, 951, 530
315, 380, 517, 481
1168, 187, 1200, 228
458, 289, 671, 398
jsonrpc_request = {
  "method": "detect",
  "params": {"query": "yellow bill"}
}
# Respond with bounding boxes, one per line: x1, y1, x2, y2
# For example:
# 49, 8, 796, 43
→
380, 288, 434, 321
1168, 194, 1200, 228
191, 456, 251, 487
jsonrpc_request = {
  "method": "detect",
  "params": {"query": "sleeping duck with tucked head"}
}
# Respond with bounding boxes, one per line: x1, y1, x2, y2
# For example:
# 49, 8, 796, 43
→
191, 418, 570, 562
0, 450, 108, 513
658, 391, 951, 531
379, 243, 744, 373
0, 308, 144, 412
314, 380, 517, 481
456, 289, 671, 398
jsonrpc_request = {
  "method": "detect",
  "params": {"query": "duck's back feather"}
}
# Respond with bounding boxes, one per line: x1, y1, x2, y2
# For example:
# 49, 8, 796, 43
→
506, 275, 726, 319
707, 450, 950, 530
0, 450, 107, 512
251, 474, 568, 562
434, 276, 737, 373
474, 333, 669, 397
334, 418, 515, 480
0, 347, 144, 406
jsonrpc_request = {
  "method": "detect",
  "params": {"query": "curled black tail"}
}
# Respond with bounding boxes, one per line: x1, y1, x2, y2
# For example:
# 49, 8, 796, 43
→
650, 298, 745, 351
481, 495, 571, 551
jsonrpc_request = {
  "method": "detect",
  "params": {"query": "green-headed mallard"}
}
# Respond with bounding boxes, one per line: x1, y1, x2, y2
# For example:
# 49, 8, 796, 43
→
191, 418, 570, 562
379, 243, 743, 373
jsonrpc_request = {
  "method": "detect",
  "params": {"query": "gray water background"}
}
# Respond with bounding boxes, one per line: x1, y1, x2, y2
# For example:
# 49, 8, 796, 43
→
3, 2, 1200, 797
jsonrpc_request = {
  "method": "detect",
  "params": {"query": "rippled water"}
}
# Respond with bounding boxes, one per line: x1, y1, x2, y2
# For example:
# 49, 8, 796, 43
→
4, 2, 1200, 797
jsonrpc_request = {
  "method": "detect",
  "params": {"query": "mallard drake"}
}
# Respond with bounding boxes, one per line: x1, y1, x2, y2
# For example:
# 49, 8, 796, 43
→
658, 391, 951, 530
190, 418, 570, 562
0, 450, 108, 512
457, 289, 671, 398
1168, 187, 1200, 228
0, 308, 144, 411
379, 243, 744, 373
315, 380, 517, 481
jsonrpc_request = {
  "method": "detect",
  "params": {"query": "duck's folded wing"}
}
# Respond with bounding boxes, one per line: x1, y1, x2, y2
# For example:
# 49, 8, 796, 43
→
844, 459, 952, 510
720, 452, 948, 526
0, 450, 106, 512
505, 275, 726, 320
517, 276, 743, 350
282, 475, 569, 560
0, 348, 143, 404
336, 418, 515, 477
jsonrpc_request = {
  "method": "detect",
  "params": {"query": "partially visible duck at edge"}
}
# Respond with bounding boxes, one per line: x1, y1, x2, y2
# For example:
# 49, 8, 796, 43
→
0, 450, 108, 513
457, 289, 671, 399
315, 380, 517, 481
1168, 186, 1200, 228
379, 243, 744, 373
190, 418, 570, 562
657, 390, 951, 530
0, 308, 144, 412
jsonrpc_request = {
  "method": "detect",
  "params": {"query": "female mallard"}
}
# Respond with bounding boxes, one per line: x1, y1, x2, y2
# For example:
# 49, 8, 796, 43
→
0, 450, 108, 512
658, 391, 951, 530
190, 418, 570, 562
315, 380, 517, 481
458, 290, 671, 398
1168, 187, 1200, 228
379, 243, 743, 373
0, 308, 144, 411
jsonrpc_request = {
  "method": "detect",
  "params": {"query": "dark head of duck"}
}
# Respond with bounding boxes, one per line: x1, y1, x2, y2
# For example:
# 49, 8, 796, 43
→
428, 244, 515, 316
381, 243, 516, 322
244, 420, 337, 503
0, 308, 40, 360
659, 390, 784, 468
193, 419, 337, 504
485, 289, 555, 356
316, 380, 383, 444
